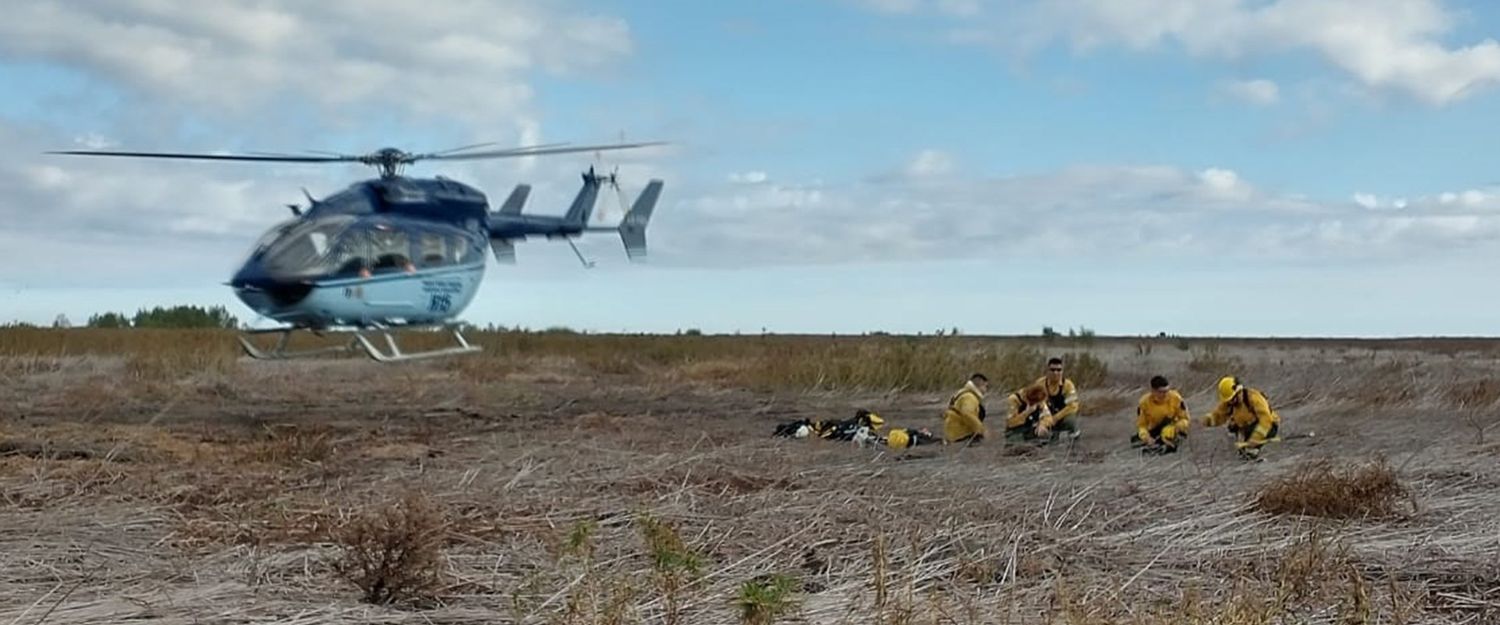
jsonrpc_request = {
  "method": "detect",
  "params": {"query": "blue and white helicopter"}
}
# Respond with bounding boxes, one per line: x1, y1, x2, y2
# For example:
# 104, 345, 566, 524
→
50, 142, 665, 362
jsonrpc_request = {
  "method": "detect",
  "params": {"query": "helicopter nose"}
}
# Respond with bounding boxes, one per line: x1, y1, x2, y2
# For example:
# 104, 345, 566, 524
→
231, 262, 313, 310
234, 280, 313, 309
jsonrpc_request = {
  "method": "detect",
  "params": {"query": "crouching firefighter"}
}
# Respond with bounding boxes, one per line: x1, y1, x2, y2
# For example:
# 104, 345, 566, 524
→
1131, 375, 1191, 454
943, 373, 989, 444
1203, 376, 1281, 461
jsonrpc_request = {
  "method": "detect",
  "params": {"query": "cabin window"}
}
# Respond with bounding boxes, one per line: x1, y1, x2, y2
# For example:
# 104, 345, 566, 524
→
330, 230, 374, 277
450, 234, 481, 264
419, 233, 447, 268
368, 225, 412, 273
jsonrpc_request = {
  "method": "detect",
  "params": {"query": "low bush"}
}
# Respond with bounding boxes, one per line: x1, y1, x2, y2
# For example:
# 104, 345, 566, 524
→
1255, 457, 1413, 520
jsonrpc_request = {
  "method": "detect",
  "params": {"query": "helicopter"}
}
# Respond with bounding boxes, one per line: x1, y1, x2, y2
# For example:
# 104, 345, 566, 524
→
49, 141, 666, 362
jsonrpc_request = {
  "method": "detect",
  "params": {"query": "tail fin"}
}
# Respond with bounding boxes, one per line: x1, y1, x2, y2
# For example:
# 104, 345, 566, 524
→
498, 184, 530, 215
562, 168, 603, 225
619, 180, 663, 261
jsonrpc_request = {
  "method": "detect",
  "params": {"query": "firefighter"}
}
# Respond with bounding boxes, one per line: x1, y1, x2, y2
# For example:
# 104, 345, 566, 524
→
1008, 357, 1082, 442
1202, 376, 1281, 460
1132, 375, 1191, 454
1003, 383, 1053, 442
943, 373, 989, 444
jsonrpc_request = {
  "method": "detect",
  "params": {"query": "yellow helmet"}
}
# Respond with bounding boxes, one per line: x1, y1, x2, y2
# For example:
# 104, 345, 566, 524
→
1217, 376, 1242, 403
886, 429, 910, 449
857, 409, 885, 430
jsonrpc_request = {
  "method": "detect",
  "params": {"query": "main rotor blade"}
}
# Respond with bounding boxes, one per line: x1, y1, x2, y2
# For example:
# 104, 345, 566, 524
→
421, 141, 668, 162
47, 149, 353, 163
418, 141, 571, 158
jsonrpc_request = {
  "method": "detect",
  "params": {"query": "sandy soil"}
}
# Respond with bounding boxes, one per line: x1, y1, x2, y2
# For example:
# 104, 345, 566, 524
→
2, 339, 1499, 624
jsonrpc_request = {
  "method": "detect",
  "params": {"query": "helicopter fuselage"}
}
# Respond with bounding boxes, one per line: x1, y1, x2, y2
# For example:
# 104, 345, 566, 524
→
229, 176, 492, 328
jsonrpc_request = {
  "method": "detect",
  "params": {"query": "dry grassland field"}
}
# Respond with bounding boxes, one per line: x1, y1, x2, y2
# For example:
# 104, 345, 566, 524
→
2, 328, 1500, 624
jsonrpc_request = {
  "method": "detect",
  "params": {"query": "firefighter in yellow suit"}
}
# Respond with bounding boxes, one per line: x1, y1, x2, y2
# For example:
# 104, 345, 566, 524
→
1008, 357, 1081, 442
1203, 376, 1281, 460
1132, 375, 1190, 454
943, 373, 989, 443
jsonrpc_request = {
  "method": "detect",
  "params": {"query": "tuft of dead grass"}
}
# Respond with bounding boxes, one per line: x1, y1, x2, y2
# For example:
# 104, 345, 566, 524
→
242, 424, 335, 465
1254, 457, 1414, 520
331, 491, 449, 606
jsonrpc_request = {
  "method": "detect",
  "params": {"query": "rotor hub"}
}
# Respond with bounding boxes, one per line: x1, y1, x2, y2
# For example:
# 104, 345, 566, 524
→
362, 147, 414, 179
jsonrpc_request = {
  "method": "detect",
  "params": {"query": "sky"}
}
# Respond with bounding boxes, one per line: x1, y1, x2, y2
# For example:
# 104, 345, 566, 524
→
3, 0, 1500, 337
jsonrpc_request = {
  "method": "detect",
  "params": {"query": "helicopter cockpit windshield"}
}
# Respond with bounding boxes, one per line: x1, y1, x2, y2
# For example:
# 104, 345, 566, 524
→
259, 216, 358, 278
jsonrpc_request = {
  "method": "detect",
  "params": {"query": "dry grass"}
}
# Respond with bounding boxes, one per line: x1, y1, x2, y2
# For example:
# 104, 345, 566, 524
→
1255, 457, 1414, 520
331, 491, 449, 606
5, 331, 1500, 623
242, 424, 336, 465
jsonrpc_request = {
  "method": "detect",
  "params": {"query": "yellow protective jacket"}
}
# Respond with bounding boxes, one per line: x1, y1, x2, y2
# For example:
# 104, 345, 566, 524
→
1204, 388, 1280, 448
1033, 376, 1079, 429
1004, 391, 1048, 429
1137, 390, 1190, 443
943, 381, 987, 442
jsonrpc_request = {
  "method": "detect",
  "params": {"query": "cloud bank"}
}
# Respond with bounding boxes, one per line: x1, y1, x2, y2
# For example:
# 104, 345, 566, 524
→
0, 0, 631, 127
855, 0, 1500, 105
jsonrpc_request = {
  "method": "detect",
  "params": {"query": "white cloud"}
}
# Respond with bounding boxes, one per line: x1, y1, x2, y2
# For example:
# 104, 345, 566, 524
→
1357, 187, 1498, 211
1197, 167, 1252, 201
904, 149, 956, 178
646, 150, 1500, 268
861, 0, 1500, 106
729, 171, 770, 184
1222, 78, 1281, 105
847, 0, 979, 16
0, 1, 631, 126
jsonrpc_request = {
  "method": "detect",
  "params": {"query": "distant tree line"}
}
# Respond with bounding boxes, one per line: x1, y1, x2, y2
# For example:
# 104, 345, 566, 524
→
85, 305, 240, 329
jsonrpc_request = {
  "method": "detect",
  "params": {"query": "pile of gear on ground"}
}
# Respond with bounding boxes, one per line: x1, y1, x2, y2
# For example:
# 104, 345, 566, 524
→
773, 357, 1293, 462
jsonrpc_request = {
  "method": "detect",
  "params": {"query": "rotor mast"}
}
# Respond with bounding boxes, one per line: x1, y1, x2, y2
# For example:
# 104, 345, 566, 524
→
363, 147, 412, 179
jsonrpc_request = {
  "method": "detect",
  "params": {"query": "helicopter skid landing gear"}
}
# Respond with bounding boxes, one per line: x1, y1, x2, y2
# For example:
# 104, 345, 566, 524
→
352, 324, 482, 363
238, 324, 481, 363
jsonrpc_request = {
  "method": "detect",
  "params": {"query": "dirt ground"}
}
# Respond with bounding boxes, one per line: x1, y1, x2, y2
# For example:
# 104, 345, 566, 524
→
2, 338, 1499, 624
